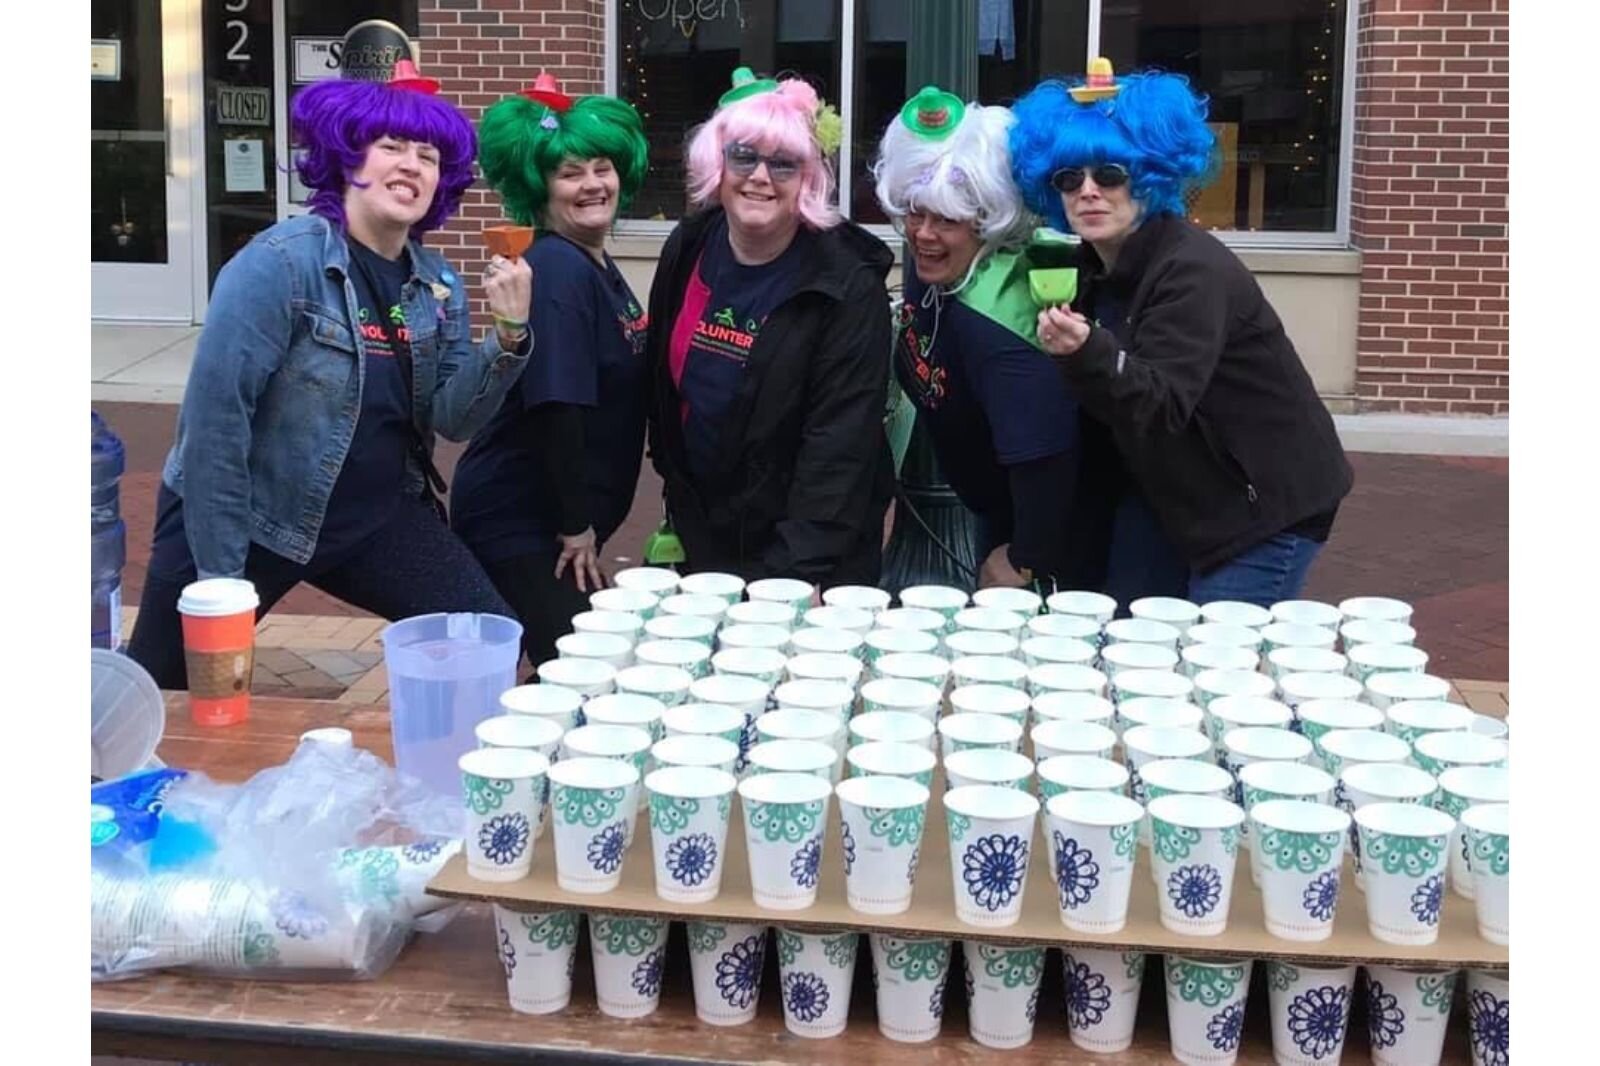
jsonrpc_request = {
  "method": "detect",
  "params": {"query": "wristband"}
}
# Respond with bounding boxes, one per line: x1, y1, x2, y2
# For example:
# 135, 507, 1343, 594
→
493, 314, 529, 333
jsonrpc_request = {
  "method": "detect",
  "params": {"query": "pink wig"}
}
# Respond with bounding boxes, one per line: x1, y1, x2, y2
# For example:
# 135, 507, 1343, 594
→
684, 78, 840, 230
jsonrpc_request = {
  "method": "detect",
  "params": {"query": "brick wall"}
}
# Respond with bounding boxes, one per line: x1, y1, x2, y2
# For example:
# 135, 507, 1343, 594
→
419, 0, 606, 328
1350, 0, 1509, 414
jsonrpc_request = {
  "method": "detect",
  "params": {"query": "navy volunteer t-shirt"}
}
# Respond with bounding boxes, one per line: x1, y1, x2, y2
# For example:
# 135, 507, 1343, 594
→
451, 234, 650, 562
895, 262, 1078, 535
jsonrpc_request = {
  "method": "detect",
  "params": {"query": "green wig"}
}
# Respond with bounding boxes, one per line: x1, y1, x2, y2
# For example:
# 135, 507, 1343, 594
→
476, 94, 649, 227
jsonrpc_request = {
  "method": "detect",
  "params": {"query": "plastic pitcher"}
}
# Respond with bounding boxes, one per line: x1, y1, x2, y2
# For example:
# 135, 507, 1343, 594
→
380, 613, 523, 797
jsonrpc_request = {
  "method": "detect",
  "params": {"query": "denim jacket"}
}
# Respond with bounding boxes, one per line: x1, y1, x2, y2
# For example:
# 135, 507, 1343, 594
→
161, 214, 532, 578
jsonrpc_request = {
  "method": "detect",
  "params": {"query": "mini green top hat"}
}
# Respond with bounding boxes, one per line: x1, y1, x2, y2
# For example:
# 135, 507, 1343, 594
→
900, 86, 965, 140
719, 66, 779, 108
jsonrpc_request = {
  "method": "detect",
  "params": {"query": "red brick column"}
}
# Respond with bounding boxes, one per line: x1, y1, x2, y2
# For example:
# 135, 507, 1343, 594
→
419, 0, 605, 329
1350, 0, 1509, 414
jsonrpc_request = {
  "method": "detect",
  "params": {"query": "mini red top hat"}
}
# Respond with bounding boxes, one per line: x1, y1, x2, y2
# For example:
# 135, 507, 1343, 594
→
388, 57, 440, 96
521, 72, 573, 113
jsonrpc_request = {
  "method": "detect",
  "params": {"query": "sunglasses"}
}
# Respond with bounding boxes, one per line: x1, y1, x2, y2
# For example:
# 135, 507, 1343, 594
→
1050, 163, 1132, 194
724, 142, 801, 183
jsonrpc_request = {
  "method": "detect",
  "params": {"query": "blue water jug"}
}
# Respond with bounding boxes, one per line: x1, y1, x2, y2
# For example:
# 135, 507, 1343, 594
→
92, 412, 126, 649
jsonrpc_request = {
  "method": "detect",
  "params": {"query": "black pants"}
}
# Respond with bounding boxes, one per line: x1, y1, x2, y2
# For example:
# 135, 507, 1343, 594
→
127, 495, 513, 690
477, 550, 593, 672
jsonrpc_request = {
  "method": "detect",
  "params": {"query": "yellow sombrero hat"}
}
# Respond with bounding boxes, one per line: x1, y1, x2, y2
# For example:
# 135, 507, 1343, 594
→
1069, 57, 1122, 103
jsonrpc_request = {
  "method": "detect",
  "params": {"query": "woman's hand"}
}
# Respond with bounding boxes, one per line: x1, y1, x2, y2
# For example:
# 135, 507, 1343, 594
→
1036, 305, 1091, 357
484, 254, 533, 346
978, 543, 1031, 589
555, 527, 609, 593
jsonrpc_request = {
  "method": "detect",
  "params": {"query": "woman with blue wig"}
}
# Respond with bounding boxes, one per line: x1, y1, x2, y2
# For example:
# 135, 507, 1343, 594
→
128, 52, 533, 688
1012, 63, 1353, 609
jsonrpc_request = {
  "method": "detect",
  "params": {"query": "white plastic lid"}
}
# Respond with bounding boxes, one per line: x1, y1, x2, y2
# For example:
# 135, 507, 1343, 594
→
176, 577, 259, 617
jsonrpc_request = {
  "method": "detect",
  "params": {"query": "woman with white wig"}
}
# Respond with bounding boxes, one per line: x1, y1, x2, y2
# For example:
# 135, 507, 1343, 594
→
874, 86, 1105, 592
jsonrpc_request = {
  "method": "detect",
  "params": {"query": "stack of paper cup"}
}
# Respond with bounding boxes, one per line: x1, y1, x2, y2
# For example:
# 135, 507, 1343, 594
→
1265, 960, 1358, 1066
738, 771, 832, 909
1363, 964, 1460, 1066
588, 912, 669, 1018
776, 927, 859, 1038
1165, 955, 1254, 1066
870, 934, 953, 1043
963, 941, 1047, 1049
1062, 947, 1147, 1053
492, 905, 580, 1014
685, 920, 767, 1026
834, 774, 930, 914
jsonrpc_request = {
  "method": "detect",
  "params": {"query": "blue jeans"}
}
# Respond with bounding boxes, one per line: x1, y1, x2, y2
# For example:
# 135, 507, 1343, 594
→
1187, 530, 1324, 609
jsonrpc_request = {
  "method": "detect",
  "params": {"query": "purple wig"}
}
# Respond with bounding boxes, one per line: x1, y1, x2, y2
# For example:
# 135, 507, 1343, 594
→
291, 79, 477, 235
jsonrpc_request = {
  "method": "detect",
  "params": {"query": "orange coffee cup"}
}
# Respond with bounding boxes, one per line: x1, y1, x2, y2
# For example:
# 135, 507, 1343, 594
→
177, 578, 261, 726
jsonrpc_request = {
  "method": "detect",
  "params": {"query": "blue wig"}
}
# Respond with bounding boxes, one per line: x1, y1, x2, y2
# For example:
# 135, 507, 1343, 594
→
1009, 71, 1217, 233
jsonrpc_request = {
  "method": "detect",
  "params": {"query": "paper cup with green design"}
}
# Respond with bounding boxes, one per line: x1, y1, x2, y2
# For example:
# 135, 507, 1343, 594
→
500, 682, 586, 732
849, 709, 936, 752
1220, 727, 1314, 826
946, 747, 1033, 791
1437, 766, 1508, 899
789, 625, 865, 661
785, 651, 865, 691
1038, 755, 1130, 817
877, 604, 948, 634
900, 583, 970, 627
1123, 724, 1212, 806
1194, 666, 1276, 710
1118, 695, 1205, 741
460, 747, 549, 882
938, 711, 1024, 758
556, 631, 635, 671
1027, 664, 1109, 703
1337, 594, 1410, 625
689, 672, 772, 773
864, 625, 940, 663
1413, 730, 1507, 779
1032, 718, 1117, 761
613, 663, 693, 711
1200, 598, 1272, 628
661, 702, 744, 746
676, 569, 745, 604
590, 586, 660, 619
1183, 619, 1262, 650
874, 651, 953, 690
492, 905, 580, 1014
559, 723, 652, 785
951, 682, 1032, 725
1028, 611, 1102, 643
1111, 668, 1194, 715
1267, 645, 1350, 682
1062, 947, 1146, 1053
588, 912, 669, 1018
759, 706, 846, 781
805, 605, 876, 636
1470, 713, 1509, 741
1278, 670, 1364, 719
970, 585, 1039, 616
1466, 968, 1510, 1066
1462, 802, 1509, 944
1366, 670, 1451, 710
1264, 960, 1357, 1066
716, 623, 792, 656
1104, 616, 1182, 651
710, 645, 788, 687
659, 591, 732, 624
944, 628, 1021, 661
746, 738, 836, 782
1148, 793, 1246, 935
846, 740, 936, 788
774, 677, 854, 720
546, 756, 640, 893
1363, 964, 1460, 1066
1032, 690, 1115, 729
746, 576, 815, 610
645, 765, 736, 903
1382, 697, 1474, 747
860, 676, 943, 721
582, 692, 667, 743
1239, 759, 1335, 819
963, 941, 1047, 1049
1140, 759, 1236, 869
1297, 697, 1384, 751
834, 774, 930, 914
1021, 634, 1098, 670
535, 656, 618, 702
1261, 620, 1338, 661
643, 611, 719, 647
1341, 760, 1437, 889
1048, 588, 1116, 623
1319, 727, 1411, 789
1044, 790, 1142, 933
775, 926, 860, 1038
612, 565, 680, 597
651, 734, 739, 775
1340, 617, 1416, 650
569, 610, 644, 644
954, 605, 1026, 638
1354, 801, 1454, 944
725, 597, 797, 631
950, 653, 1030, 691
1100, 641, 1181, 680
738, 771, 831, 910
682, 919, 767, 1026
1164, 955, 1255, 1066
633, 639, 711, 682
944, 784, 1038, 927
475, 714, 564, 760
870, 933, 953, 1043
1206, 694, 1294, 759
1347, 642, 1428, 686
1249, 799, 1350, 941
1127, 594, 1199, 629
1181, 640, 1260, 679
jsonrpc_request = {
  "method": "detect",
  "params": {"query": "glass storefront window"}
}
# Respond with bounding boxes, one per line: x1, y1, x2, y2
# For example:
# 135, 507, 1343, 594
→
91, 0, 170, 265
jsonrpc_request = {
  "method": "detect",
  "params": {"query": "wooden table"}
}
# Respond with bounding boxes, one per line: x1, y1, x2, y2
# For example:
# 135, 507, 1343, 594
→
92, 696, 1479, 1064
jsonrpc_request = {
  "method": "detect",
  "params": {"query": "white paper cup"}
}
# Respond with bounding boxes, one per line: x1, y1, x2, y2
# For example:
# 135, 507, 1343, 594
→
661, 703, 745, 747
1340, 595, 1413, 624
590, 587, 660, 619
645, 765, 737, 902
1183, 621, 1263, 651
1261, 622, 1339, 663
757, 707, 844, 757
946, 748, 1034, 791
583, 692, 667, 742
963, 941, 1047, 1049
717, 623, 792, 655
1142, 759, 1235, 809
1385, 699, 1475, 747
1032, 691, 1115, 728
1278, 674, 1364, 722
1045, 790, 1144, 933
846, 741, 937, 788
547, 757, 640, 893
460, 748, 549, 882
804, 604, 876, 635
874, 652, 952, 690
1032, 719, 1117, 761
1320, 728, 1412, 782
1038, 754, 1130, 802
1437, 766, 1509, 900
1104, 616, 1182, 650
870, 934, 952, 1042
746, 739, 836, 781
785, 651, 864, 689
954, 606, 1027, 637
570, 610, 645, 642
1272, 599, 1343, 629
899, 584, 970, 628
1469, 713, 1509, 740
690, 672, 773, 776
556, 631, 635, 671
1413, 731, 1508, 778
789, 626, 865, 659
1267, 645, 1350, 681
863, 626, 940, 663
1100, 641, 1181, 678
1147, 794, 1246, 936
835, 774, 930, 914
1026, 663, 1109, 700
951, 654, 1029, 690
875, 606, 948, 634
1466, 969, 1510, 1066
1020, 635, 1098, 669
1297, 698, 1385, 750
1364, 964, 1460, 1066
1250, 799, 1351, 941
1062, 947, 1147, 1052
642, 613, 718, 648
973, 586, 1042, 616
678, 570, 746, 604
774, 678, 854, 720
850, 710, 936, 751
818, 583, 887, 614
1194, 667, 1277, 712
559, 723, 653, 780
588, 912, 668, 1018
535, 658, 618, 702
1221, 725, 1314, 778
951, 682, 1032, 723
860, 677, 943, 720
611, 566, 680, 597
1164, 955, 1254, 1066
1207, 694, 1294, 756
1028, 612, 1103, 642
614, 664, 693, 709
746, 577, 815, 610
943, 785, 1038, 927
1348, 642, 1429, 685
492, 905, 579, 1014
1124, 726, 1212, 805
1461, 803, 1509, 944
475, 714, 564, 761
1049, 589, 1117, 623
1131, 595, 1201, 630
685, 920, 767, 1026
724, 599, 797, 630
1366, 671, 1452, 710
1202, 599, 1274, 628
938, 712, 1024, 758
651, 734, 739, 775
659, 592, 731, 623
1341, 618, 1417, 650
1355, 802, 1454, 945
1239, 760, 1336, 813
1180, 642, 1260, 679
739, 772, 832, 910
1111, 669, 1194, 712
775, 926, 860, 1038
710, 646, 788, 688
945, 628, 1021, 659
500, 683, 585, 731
1265, 960, 1358, 1066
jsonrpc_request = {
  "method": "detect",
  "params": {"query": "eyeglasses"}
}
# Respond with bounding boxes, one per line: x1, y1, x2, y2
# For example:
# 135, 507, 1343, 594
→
1050, 163, 1131, 194
724, 142, 801, 183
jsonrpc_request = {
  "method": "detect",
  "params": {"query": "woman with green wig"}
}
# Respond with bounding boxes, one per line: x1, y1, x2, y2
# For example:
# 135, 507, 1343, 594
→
452, 74, 651, 667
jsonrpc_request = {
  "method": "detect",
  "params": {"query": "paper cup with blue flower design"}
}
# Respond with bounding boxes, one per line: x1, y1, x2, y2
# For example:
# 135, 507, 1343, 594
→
612, 565, 680, 598
775, 926, 859, 1038
591, 586, 660, 619
500, 682, 586, 732
834, 774, 929, 915
644, 611, 718, 648
1032, 690, 1115, 729
645, 765, 737, 903
1118, 695, 1205, 742
1347, 642, 1429, 686
633, 639, 712, 682
1461, 802, 1509, 944
963, 941, 1046, 1049
1044, 790, 1143, 934
536, 655, 619, 703
946, 748, 1034, 792
738, 771, 831, 910
1437, 766, 1509, 900
460, 748, 549, 882
651, 734, 739, 776
860, 676, 943, 721
582, 692, 667, 743
1413, 730, 1507, 780
944, 784, 1038, 927
546, 756, 639, 893
1164, 955, 1255, 1066
877, 604, 948, 634
568, 611, 643, 647
1265, 960, 1357, 1066
1021, 635, 1097, 670
685, 920, 766, 1026
1363, 964, 1460, 1066
746, 738, 836, 782
1249, 799, 1350, 941
1354, 801, 1454, 945
937, 712, 1024, 759
845, 740, 936, 788
1148, 793, 1246, 936
1466, 969, 1510, 1066
1297, 698, 1384, 751
1123, 724, 1212, 807
870, 933, 952, 1043
849, 709, 936, 751
492, 904, 580, 1014
874, 651, 953, 691
944, 628, 1019, 661
556, 631, 635, 671
661, 702, 744, 745
1181, 640, 1260, 680
678, 569, 746, 604
951, 682, 1032, 724
1062, 947, 1146, 1053
588, 912, 669, 1019
1267, 645, 1350, 682
1342, 761, 1438, 890
614, 663, 694, 710
864, 626, 940, 663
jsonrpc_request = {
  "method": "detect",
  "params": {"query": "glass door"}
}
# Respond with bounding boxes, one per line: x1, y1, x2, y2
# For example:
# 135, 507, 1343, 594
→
91, 0, 198, 322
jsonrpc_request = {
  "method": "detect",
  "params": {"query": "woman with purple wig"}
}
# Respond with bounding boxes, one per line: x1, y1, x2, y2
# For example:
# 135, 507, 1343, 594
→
643, 69, 895, 595
128, 60, 534, 688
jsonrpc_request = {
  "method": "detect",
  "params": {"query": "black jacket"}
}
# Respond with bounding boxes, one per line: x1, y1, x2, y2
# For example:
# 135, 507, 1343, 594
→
644, 208, 896, 586
1058, 214, 1354, 571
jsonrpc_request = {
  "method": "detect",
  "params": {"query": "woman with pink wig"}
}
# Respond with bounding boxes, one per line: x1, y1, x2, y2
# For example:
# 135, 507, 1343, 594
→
642, 69, 895, 592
